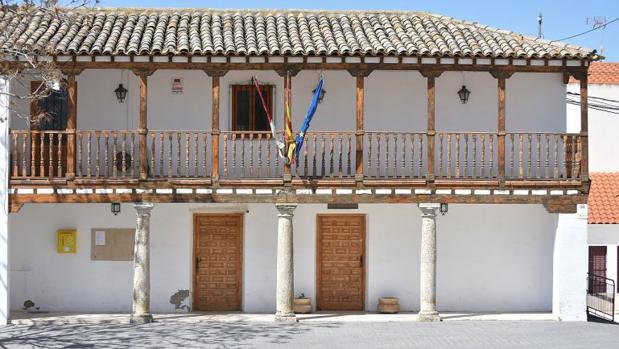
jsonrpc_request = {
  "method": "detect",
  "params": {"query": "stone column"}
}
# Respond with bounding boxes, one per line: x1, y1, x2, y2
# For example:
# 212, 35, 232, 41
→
131, 202, 154, 324
418, 204, 440, 322
275, 204, 297, 322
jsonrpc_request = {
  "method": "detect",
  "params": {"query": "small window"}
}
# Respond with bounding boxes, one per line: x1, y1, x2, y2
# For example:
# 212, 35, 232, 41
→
30, 81, 69, 131
231, 84, 273, 131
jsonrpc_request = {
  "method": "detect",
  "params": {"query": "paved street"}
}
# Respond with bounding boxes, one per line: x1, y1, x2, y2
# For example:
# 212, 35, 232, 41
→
0, 320, 618, 348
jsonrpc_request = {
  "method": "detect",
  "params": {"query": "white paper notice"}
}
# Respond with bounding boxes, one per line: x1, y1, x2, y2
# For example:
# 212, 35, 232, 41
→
95, 231, 106, 246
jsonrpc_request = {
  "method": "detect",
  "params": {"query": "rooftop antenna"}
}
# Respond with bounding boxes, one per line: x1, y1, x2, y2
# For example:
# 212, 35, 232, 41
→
537, 13, 543, 39
586, 16, 608, 29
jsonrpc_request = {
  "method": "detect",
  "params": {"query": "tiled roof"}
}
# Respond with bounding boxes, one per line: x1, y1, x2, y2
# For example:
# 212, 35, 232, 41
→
588, 172, 619, 224
0, 8, 597, 59
570, 62, 619, 84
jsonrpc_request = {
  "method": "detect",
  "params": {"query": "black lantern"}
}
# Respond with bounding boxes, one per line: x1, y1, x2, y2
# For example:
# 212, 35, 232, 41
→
440, 203, 448, 215
111, 202, 121, 216
458, 85, 471, 104
114, 84, 128, 103
312, 87, 327, 103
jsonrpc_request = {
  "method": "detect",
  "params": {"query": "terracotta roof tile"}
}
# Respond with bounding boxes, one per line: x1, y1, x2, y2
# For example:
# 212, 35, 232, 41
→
0, 8, 598, 59
588, 172, 619, 224
570, 62, 619, 85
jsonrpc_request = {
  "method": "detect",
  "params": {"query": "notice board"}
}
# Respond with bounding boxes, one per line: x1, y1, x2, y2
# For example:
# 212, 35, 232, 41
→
91, 228, 135, 261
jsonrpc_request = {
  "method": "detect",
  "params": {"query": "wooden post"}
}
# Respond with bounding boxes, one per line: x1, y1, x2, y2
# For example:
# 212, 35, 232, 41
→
133, 69, 155, 181
421, 70, 442, 182
276, 66, 300, 184
355, 74, 365, 183
347, 69, 372, 184
579, 73, 589, 184
64, 70, 81, 180
491, 71, 512, 186
206, 70, 227, 185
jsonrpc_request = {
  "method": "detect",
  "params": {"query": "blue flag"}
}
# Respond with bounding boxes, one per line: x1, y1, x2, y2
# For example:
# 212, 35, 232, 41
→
294, 77, 324, 162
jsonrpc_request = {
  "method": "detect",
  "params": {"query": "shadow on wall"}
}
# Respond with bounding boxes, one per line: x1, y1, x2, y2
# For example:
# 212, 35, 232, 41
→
0, 321, 340, 348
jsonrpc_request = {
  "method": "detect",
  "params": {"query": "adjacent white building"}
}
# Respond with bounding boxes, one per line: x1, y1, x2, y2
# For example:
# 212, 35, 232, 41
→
0, 7, 597, 324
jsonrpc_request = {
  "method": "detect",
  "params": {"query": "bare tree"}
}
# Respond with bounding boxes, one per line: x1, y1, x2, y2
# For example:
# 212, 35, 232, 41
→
0, 0, 100, 124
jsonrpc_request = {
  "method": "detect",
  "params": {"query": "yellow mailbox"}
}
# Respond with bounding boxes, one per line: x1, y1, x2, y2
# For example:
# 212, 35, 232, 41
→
57, 229, 77, 254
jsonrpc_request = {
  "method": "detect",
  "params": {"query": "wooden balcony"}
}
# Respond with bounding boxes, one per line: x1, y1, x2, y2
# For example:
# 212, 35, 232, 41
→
8, 128, 589, 211
10, 129, 586, 184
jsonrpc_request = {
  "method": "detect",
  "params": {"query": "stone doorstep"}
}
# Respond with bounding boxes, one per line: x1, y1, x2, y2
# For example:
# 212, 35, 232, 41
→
9, 312, 556, 326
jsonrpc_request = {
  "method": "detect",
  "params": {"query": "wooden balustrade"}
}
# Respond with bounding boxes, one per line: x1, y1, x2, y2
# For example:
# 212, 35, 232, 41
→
436, 132, 498, 179
10, 130, 67, 178
365, 132, 426, 179
506, 132, 582, 180
293, 131, 356, 178
9, 129, 585, 183
221, 131, 283, 178
76, 130, 140, 178
147, 130, 211, 178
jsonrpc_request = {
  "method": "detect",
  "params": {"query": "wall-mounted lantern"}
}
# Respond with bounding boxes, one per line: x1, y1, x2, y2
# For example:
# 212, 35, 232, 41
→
440, 203, 448, 215
457, 85, 471, 104
312, 87, 327, 103
114, 84, 128, 103
111, 202, 121, 216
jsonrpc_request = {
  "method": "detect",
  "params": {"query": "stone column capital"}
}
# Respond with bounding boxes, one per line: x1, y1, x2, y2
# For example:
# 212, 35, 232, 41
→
276, 204, 297, 217
418, 204, 439, 217
134, 202, 154, 215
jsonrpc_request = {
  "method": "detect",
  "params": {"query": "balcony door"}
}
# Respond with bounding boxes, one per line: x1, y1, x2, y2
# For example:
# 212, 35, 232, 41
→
30, 81, 70, 177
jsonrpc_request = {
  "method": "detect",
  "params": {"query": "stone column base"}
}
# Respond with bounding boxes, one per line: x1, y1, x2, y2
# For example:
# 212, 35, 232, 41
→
130, 314, 154, 324
417, 311, 441, 322
275, 313, 298, 322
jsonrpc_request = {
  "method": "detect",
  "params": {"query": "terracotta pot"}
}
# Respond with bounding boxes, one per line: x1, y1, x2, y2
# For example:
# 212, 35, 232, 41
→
378, 297, 399, 314
294, 298, 312, 314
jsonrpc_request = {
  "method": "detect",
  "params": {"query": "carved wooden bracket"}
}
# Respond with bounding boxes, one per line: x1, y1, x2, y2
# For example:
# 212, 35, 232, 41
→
204, 70, 228, 77
489, 70, 514, 79
347, 68, 374, 78
61, 67, 84, 76
131, 68, 156, 77
275, 65, 302, 77
419, 70, 443, 78
543, 202, 577, 214
568, 70, 588, 82
9, 202, 23, 214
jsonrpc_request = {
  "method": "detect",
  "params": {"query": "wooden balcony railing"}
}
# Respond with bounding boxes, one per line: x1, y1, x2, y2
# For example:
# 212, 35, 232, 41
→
9, 129, 586, 185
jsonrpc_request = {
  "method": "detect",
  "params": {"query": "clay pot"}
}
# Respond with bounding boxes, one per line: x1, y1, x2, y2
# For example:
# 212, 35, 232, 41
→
378, 297, 400, 314
294, 298, 312, 314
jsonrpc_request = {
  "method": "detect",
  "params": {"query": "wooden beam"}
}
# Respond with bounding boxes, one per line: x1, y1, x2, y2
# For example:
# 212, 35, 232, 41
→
65, 72, 78, 180
543, 203, 577, 214
8, 60, 589, 75
9, 192, 587, 206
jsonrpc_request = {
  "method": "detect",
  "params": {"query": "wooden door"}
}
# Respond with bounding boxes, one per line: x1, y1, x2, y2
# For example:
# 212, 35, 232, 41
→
317, 214, 366, 311
193, 213, 243, 311
588, 246, 607, 293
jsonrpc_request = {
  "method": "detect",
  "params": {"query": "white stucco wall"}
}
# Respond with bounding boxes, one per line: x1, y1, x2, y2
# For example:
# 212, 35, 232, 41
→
8, 203, 557, 314
567, 82, 619, 172
10, 70, 566, 133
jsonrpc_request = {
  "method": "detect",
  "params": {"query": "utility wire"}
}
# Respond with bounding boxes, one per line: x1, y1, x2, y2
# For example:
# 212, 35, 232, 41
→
553, 17, 619, 42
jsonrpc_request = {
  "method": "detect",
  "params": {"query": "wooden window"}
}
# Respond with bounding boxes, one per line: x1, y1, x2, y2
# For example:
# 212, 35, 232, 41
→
231, 84, 273, 131
30, 81, 70, 131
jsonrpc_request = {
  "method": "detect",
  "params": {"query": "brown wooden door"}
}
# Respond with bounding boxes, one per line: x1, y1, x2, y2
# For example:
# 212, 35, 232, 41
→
588, 246, 607, 293
317, 214, 365, 311
193, 213, 243, 311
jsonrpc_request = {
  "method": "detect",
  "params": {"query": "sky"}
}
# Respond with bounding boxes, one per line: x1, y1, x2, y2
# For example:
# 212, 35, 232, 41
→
93, 0, 619, 61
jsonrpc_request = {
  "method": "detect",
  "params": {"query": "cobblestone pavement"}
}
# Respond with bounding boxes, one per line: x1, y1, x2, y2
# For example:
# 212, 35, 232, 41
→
0, 320, 618, 348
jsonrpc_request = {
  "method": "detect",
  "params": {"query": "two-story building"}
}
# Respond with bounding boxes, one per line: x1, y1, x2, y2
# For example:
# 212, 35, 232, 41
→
0, 7, 597, 324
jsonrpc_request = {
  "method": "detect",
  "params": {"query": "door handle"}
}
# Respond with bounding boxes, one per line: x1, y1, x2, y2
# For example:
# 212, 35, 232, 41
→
360, 255, 364, 267
195, 257, 199, 270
